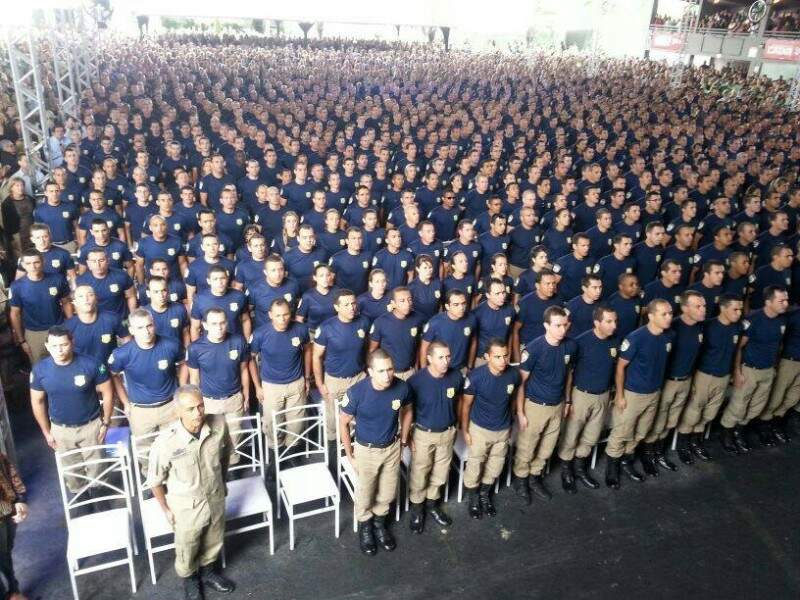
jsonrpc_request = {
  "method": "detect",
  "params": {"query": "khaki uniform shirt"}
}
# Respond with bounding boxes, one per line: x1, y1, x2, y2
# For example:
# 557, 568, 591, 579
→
146, 414, 230, 512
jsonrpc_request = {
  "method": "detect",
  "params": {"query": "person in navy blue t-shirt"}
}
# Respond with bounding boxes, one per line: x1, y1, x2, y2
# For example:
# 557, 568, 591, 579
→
566, 275, 603, 336
460, 339, 520, 519
30, 326, 114, 492
406, 340, 464, 533
721, 286, 789, 450
514, 306, 575, 502
557, 305, 618, 492
339, 349, 413, 555
330, 227, 372, 295
472, 278, 515, 363
64, 285, 130, 365
420, 289, 477, 372
369, 287, 424, 380
144, 276, 191, 348
109, 309, 187, 458
250, 298, 310, 449
75, 248, 136, 319
604, 299, 674, 489
313, 289, 370, 441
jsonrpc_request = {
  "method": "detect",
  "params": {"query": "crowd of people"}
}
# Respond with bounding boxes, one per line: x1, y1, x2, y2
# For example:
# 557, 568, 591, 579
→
1, 32, 800, 599
692, 6, 800, 34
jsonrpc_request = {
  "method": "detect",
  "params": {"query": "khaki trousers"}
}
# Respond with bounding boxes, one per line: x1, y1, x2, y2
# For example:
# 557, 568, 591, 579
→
24, 329, 50, 364
130, 400, 177, 469
324, 372, 366, 441
170, 493, 226, 578
408, 426, 455, 504
508, 264, 525, 279
762, 359, 800, 421
261, 378, 307, 448
53, 240, 78, 254
605, 390, 660, 458
354, 439, 401, 522
557, 388, 609, 461
645, 378, 692, 443
203, 391, 245, 464
678, 371, 730, 434
513, 401, 563, 478
721, 366, 775, 428
51, 418, 103, 493
463, 422, 509, 489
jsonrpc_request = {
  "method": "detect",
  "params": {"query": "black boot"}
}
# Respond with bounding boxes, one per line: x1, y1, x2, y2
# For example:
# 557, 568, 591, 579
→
530, 475, 552, 501
478, 483, 496, 517
512, 475, 531, 505
655, 439, 678, 471
638, 444, 659, 477
756, 420, 777, 447
183, 572, 203, 600
733, 426, 751, 453
373, 515, 396, 552
770, 419, 788, 444
358, 518, 377, 555
690, 432, 712, 460
621, 453, 645, 482
200, 564, 235, 593
574, 457, 599, 489
676, 433, 695, 464
560, 460, 577, 494
605, 456, 620, 489
409, 502, 425, 534
786, 410, 800, 436
426, 498, 452, 527
467, 487, 482, 519
720, 427, 739, 455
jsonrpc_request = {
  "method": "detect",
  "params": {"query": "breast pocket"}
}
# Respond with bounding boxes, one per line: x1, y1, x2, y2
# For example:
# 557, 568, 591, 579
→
172, 453, 199, 487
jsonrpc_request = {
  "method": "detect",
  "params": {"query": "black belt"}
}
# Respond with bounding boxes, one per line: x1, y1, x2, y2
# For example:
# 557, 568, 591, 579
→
784, 356, 800, 362
526, 397, 560, 407
131, 399, 172, 408
51, 416, 99, 428
204, 392, 239, 401
415, 424, 454, 434
575, 387, 609, 396
742, 364, 771, 371
356, 436, 398, 449
667, 375, 691, 382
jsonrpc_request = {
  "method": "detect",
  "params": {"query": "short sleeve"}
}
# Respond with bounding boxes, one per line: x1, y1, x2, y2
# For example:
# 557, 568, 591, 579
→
58, 277, 70, 299
186, 344, 199, 369
340, 389, 357, 416
108, 347, 124, 373
29, 364, 45, 392
8, 283, 21, 308
619, 335, 636, 361
315, 322, 329, 347
95, 361, 110, 385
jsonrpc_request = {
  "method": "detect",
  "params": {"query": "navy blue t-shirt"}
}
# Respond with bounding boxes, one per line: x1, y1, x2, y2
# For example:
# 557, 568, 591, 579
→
780, 308, 800, 361
341, 377, 412, 445
330, 250, 372, 295
315, 316, 370, 378
520, 335, 577, 405
370, 312, 424, 372
297, 288, 338, 331
75, 269, 134, 319
9, 273, 69, 330
31, 353, 109, 425
108, 337, 184, 405
573, 330, 618, 394
473, 302, 515, 356
187, 334, 250, 398
422, 313, 476, 370
565, 296, 597, 336
408, 278, 442, 321
665, 318, 703, 379
697, 318, 742, 377
408, 368, 464, 430
619, 326, 674, 394
517, 292, 562, 345
464, 365, 520, 431
554, 254, 594, 300
741, 309, 787, 369
250, 322, 309, 384
64, 311, 127, 365
145, 303, 189, 344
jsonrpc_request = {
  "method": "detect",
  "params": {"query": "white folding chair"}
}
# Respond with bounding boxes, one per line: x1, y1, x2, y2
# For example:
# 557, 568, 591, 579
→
56, 443, 138, 600
223, 413, 274, 556
273, 402, 339, 550
130, 431, 174, 585
335, 405, 401, 530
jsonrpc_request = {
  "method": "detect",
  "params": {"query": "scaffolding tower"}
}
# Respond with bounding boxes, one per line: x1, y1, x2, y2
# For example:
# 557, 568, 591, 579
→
670, 0, 701, 88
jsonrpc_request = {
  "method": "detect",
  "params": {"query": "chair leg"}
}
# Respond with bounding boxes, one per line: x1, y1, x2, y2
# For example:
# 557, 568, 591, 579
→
127, 544, 137, 594
352, 503, 357, 533
591, 444, 598, 469
147, 539, 157, 585
457, 460, 465, 502
671, 428, 678, 451
68, 559, 79, 600
221, 544, 226, 569
289, 516, 295, 551
444, 478, 450, 503
334, 500, 340, 539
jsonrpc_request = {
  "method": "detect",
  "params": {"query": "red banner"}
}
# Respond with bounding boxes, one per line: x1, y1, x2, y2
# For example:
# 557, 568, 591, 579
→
763, 39, 800, 62
650, 31, 684, 53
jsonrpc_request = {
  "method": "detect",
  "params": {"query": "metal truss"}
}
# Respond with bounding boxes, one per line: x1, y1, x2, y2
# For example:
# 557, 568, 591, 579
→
51, 34, 80, 121
5, 28, 52, 173
670, 0, 700, 88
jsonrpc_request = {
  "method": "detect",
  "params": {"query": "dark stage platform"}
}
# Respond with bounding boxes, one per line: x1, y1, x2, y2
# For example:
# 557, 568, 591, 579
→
10, 399, 800, 600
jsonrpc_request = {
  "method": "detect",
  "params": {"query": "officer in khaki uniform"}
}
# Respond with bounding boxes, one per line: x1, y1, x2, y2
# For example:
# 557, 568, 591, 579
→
339, 350, 413, 556
721, 286, 789, 450
406, 341, 464, 533
641, 291, 706, 476
29, 327, 114, 493
605, 299, 674, 489
676, 294, 743, 462
557, 305, 618, 493
148, 385, 235, 600
759, 305, 800, 442
460, 339, 520, 519
514, 306, 575, 502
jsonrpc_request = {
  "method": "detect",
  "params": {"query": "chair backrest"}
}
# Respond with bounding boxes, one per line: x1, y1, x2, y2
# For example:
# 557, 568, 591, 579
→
129, 430, 163, 501
56, 443, 133, 521
271, 402, 328, 471
225, 413, 265, 479
334, 402, 354, 460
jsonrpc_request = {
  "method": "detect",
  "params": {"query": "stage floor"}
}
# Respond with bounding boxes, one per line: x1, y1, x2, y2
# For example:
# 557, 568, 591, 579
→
11, 398, 800, 600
